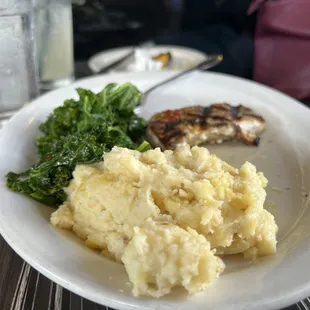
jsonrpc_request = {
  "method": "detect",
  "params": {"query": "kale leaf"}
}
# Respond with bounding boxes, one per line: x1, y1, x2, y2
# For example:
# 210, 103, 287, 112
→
6, 83, 150, 206
37, 83, 143, 157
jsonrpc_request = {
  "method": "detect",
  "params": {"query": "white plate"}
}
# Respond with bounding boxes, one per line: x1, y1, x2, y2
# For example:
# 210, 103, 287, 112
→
1, 72, 310, 310
88, 45, 207, 73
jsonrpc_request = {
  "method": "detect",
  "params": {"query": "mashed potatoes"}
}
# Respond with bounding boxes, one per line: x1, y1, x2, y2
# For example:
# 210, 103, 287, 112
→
51, 145, 278, 297
123, 218, 224, 297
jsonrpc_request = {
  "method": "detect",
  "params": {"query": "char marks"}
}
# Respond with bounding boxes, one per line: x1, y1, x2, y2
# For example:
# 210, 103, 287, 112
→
146, 103, 266, 150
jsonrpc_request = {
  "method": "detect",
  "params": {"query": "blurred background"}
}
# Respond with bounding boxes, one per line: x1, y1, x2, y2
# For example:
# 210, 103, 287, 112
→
73, 0, 256, 78
2, 0, 309, 117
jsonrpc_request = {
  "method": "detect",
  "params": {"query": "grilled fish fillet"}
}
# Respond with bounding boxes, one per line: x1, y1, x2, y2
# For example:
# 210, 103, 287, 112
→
146, 103, 265, 150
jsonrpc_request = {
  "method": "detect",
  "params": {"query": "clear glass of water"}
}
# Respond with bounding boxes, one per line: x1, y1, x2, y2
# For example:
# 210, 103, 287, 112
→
0, 0, 39, 119
34, 0, 75, 91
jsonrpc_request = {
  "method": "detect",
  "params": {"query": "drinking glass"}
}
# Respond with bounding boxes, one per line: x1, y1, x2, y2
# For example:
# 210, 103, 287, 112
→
0, 0, 39, 119
34, 0, 75, 90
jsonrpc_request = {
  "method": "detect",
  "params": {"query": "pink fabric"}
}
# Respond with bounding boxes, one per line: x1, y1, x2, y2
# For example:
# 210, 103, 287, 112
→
250, 0, 310, 100
247, 0, 265, 15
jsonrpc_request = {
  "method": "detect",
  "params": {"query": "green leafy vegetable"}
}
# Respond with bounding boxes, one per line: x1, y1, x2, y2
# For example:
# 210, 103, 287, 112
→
6, 83, 151, 206
136, 141, 152, 153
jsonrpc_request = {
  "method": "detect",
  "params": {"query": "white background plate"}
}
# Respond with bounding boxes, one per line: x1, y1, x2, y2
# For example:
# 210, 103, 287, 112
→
1, 72, 310, 310
88, 45, 207, 73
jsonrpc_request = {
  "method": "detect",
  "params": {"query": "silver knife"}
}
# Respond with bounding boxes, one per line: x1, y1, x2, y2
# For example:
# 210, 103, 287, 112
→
96, 49, 135, 74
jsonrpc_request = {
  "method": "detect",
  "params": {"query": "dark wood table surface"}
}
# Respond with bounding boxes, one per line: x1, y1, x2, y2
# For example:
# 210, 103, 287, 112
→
0, 62, 309, 310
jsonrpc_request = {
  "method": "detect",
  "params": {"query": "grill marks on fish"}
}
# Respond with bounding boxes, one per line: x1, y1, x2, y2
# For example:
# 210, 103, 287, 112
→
146, 103, 265, 150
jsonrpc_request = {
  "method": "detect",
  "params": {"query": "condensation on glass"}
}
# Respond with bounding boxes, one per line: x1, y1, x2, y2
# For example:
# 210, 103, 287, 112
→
0, 0, 39, 114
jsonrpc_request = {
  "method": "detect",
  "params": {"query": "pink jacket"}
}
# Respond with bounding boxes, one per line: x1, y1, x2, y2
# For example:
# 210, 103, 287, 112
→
248, 0, 310, 100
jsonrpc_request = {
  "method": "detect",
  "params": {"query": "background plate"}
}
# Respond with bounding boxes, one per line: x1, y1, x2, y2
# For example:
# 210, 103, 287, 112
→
88, 45, 207, 73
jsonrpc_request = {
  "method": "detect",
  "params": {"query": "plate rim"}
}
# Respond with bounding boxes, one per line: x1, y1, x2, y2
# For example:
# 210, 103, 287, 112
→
1, 71, 310, 310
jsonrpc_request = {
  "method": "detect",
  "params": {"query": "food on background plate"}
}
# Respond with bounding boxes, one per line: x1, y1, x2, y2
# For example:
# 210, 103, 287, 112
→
126, 50, 173, 72
6, 83, 151, 206
152, 52, 172, 68
146, 103, 265, 150
51, 145, 278, 297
